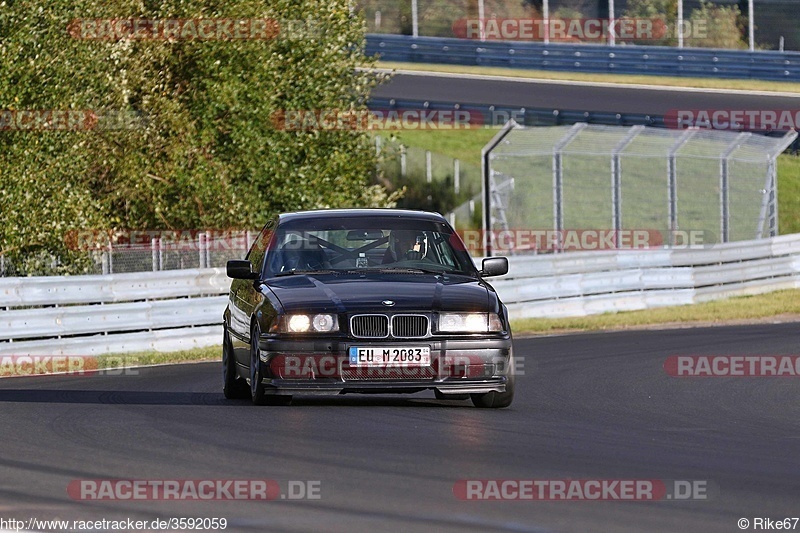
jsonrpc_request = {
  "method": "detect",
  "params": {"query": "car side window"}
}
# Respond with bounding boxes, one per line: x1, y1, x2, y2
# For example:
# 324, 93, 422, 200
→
246, 218, 276, 276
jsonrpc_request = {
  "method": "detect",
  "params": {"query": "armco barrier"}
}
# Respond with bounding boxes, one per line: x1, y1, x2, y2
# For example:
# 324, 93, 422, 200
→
366, 34, 800, 82
493, 233, 800, 319
0, 269, 231, 356
1, 234, 799, 355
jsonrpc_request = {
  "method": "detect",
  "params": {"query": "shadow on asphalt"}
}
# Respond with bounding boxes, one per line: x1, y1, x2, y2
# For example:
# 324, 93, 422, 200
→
0, 389, 476, 407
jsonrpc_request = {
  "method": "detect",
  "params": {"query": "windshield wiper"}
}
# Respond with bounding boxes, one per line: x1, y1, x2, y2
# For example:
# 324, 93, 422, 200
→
377, 267, 454, 275
273, 269, 338, 277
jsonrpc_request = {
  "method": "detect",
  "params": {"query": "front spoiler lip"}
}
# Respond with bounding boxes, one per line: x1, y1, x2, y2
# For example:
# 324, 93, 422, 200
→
258, 378, 508, 395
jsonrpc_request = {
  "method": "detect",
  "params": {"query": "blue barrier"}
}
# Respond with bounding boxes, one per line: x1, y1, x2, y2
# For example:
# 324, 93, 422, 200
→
366, 97, 800, 153
366, 34, 800, 82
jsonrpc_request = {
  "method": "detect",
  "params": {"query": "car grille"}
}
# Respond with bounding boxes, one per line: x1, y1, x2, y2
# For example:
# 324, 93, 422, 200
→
351, 315, 389, 338
350, 314, 429, 338
392, 315, 428, 338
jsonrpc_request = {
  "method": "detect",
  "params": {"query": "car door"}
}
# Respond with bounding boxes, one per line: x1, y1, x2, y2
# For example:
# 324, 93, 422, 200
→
229, 219, 275, 364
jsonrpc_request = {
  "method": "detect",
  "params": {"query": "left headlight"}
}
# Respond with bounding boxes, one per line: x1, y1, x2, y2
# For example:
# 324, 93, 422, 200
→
278, 313, 339, 333
438, 312, 503, 333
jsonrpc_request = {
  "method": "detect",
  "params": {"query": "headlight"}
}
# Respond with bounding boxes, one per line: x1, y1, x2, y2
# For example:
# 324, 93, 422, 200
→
438, 312, 503, 333
280, 313, 339, 333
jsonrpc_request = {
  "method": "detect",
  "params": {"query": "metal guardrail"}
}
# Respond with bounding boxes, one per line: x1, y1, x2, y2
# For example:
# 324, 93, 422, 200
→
0, 269, 231, 356
492, 233, 800, 319
1, 234, 798, 355
366, 34, 800, 81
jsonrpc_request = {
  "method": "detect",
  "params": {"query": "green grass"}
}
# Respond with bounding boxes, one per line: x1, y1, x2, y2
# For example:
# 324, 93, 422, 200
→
512, 288, 800, 335
101, 346, 220, 368
376, 61, 800, 94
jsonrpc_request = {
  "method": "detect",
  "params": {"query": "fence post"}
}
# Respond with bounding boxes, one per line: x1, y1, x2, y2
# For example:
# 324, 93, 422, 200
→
411, 0, 418, 37
198, 232, 206, 269
612, 126, 644, 247
720, 133, 750, 243
205, 230, 212, 268
552, 123, 587, 251
454, 158, 460, 194
481, 120, 518, 257
151, 238, 158, 271
426, 150, 432, 183
400, 145, 407, 177
667, 129, 696, 245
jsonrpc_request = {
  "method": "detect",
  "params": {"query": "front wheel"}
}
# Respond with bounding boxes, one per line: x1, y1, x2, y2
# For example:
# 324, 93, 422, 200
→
223, 327, 249, 400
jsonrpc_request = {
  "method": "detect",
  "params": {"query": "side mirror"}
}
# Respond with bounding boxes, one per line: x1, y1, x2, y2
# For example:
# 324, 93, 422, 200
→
227, 259, 259, 280
481, 257, 508, 277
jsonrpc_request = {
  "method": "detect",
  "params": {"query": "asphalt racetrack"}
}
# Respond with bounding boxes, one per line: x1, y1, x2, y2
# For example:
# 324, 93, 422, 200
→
371, 70, 800, 115
1, 323, 798, 532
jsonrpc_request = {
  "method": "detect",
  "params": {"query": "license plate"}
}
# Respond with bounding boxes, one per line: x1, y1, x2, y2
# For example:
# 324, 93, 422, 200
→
348, 346, 431, 367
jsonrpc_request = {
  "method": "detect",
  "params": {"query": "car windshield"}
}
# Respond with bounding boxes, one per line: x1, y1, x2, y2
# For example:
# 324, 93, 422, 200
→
263, 215, 477, 277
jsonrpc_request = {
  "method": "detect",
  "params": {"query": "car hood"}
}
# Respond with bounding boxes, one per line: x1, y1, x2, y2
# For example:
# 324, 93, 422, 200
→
265, 273, 491, 313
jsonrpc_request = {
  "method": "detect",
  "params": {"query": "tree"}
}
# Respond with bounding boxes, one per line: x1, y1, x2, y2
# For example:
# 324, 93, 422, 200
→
0, 0, 394, 274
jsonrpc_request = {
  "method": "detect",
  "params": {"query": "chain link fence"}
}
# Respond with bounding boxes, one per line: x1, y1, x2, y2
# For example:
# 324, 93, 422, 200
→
0, 231, 254, 277
376, 136, 483, 230
357, 0, 800, 51
483, 122, 797, 254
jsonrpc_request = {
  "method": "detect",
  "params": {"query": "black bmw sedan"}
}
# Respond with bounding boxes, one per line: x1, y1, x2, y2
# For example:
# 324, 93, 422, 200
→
223, 209, 514, 408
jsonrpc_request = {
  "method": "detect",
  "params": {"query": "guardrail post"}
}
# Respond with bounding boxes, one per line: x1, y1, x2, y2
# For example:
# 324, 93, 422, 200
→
454, 158, 460, 194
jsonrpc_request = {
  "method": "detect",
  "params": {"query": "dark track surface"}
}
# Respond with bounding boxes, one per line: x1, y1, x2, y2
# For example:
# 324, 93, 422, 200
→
371, 71, 800, 114
2, 323, 799, 532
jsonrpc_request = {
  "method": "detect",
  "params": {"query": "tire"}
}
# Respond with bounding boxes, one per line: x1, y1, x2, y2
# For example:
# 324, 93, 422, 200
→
223, 327, 249, 400
249, 324, 292, 406
471, 351, 515, 409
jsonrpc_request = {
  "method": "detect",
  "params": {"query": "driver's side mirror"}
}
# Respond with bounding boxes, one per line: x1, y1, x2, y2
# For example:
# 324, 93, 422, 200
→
227, 259, 259, 280
480, 257, 508, 277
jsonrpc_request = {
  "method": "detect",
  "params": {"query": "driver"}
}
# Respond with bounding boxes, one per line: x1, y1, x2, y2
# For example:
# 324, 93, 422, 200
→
382, 229, 427, 263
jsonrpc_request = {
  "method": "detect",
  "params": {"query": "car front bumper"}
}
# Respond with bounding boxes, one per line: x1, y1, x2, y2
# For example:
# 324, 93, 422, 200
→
256, 337, 513, 395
